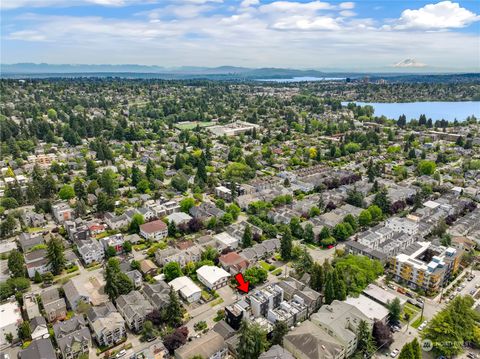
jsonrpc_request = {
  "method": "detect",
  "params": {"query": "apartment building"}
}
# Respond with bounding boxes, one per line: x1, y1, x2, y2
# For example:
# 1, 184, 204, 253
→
390, 242, 462, 294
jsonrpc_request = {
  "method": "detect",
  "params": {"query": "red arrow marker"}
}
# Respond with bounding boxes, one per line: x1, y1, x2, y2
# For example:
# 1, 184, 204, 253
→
235, 273, 250, 294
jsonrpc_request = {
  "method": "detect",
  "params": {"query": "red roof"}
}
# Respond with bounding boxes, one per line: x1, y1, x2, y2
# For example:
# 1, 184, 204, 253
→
219, 252, 248, 267
140, 220, 167, 234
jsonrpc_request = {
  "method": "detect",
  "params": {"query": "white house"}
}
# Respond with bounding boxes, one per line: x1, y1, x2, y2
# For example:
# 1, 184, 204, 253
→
139, 220, 168, 241
0, 300, 22, 346
76, 239, 105, 265
214, 232, 238, 250
196, 266, 230, 290
169, 276, 202, 303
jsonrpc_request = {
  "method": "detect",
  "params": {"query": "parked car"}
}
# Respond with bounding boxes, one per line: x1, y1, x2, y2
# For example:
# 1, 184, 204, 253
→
116, 349, 126, 358
388, 284, 396, 290
390, 349, 399, 358
470, 289, 477, 295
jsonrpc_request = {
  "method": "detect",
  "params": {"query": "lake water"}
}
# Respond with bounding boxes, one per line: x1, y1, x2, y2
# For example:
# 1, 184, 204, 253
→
256, 76, 345, 83
343, 101, 480, 122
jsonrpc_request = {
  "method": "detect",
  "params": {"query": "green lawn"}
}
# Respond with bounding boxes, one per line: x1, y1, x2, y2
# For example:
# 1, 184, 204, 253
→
411, 315, 426, 329
175, 121, 214, 130
401, 303, 420, 323
271, 268, 283, 276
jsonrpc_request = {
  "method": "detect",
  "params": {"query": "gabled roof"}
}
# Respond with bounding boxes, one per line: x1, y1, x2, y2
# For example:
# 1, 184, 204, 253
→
284, 320, 344, 359
19, 337, 56, 359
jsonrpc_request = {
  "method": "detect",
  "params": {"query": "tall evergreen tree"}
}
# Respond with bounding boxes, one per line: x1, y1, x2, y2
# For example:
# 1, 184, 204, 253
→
8, 250, 25, 278
74, 178, 86, 201
236, 321, 268, 359
334, 268, 347, 300
242, 224, 253, 248
356, 320, 377, 358
324, 271, 335, 305
164, 287, 184, 327
280, 229, 293, 261
271, 321, 288, 346
310, 262, 324, 292
131, 164, 141, 187
303, 223, 315, 243
47, 237, 66, 275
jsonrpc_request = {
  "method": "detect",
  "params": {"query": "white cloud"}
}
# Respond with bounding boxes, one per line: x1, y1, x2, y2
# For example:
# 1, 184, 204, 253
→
240, 0, 259, 7
2, 0, 479, 71
259, 1, 334, 14
1, 0, 156, 9
339, 2, 354, 10
387, 1, 480, 30
271, 15, 340, 30
339, 10, 356, 17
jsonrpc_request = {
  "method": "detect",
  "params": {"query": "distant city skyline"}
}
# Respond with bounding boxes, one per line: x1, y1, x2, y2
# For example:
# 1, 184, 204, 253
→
1, 0, 479, 71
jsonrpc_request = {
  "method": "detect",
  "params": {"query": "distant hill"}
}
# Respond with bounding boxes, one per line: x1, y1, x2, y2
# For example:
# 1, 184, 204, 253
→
1, 63, 479, 83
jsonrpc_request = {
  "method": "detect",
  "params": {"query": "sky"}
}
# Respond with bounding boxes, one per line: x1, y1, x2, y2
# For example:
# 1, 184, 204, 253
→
1, 0, 479, 71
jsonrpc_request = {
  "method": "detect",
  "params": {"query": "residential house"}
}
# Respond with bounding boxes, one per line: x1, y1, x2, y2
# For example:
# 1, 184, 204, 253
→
189, 202, 225, 221
169, 276, 202, 303
100, 234, 125, 254
18, 233, 44, 253
219, 252, 250, 274
175, 331, 227, 359
30, 317, 49, 340
0, 300, 22, 347
104, 212, 129, 230
344, 295, 389, 323
53, 315, 91, 359
18, 337, 56, 359
116, 291, 154, 332
166, 212, 192, 226
142, 281, 171, 309
25, 249, 51, 278
214, 186, 232, 201
283, 320, 345, 359
311, 300, 373, 357
52, 202, 74, 223
23, 293, 41, 320
76, 238, 105, 265
87, 302, 126, 348
140, 259, 158, 277
41, 288, 67, 322
214, 232, 239, 250
139, 220, 168, 241
276, 277, 322, 316
63, 279, 90, 310
259, 345, 294, 359
196, 265, 230, 290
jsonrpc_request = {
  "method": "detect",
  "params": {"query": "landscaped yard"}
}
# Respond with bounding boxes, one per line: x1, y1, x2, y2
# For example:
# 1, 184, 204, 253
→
259, 260, 276, 272
411, 315, 426, 329
175, 121, 214, 130
401, 302, 420, 323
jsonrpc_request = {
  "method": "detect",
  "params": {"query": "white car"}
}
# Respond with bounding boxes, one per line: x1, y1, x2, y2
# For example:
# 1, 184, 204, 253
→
390, 349, 399, 358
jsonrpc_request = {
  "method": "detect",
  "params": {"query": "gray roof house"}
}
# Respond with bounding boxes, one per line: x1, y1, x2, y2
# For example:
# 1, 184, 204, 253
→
87, 302, 126, 347
259, 345, 295, 359
63, 279, 90, 310
53, 315, 91, 359
284, 320, 345, 359
311, 300, 373, 357
175, 331, 227, 359
142, 281, 171, 309
18, 233, 44, 252
116, 291, 154, 332
18, 337, 56, 359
